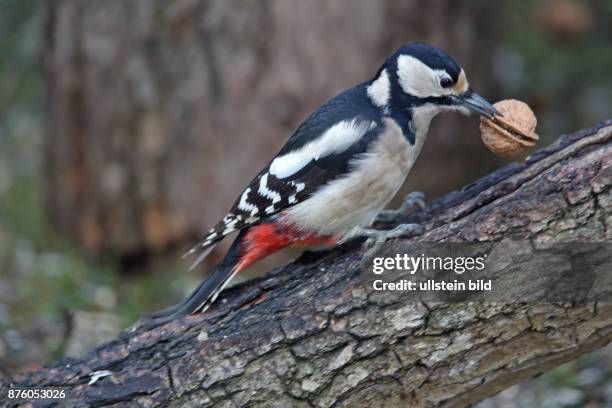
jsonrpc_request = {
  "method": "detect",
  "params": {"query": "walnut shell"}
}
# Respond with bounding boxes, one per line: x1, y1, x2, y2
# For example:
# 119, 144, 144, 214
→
480, 99, 539, 158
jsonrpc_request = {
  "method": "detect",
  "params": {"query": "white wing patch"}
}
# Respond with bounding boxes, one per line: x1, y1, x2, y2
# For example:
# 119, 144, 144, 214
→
269, 118, 376, 179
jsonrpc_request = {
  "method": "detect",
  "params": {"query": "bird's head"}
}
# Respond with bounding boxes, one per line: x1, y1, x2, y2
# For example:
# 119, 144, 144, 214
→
368, 43, 499, 121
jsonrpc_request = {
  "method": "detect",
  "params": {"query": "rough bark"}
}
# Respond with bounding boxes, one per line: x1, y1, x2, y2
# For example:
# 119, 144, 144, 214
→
2, 122, 611, 407
43, 0, 500, 257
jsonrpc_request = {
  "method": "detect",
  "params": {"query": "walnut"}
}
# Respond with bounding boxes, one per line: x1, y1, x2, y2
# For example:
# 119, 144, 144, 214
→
480, 99, 539, 158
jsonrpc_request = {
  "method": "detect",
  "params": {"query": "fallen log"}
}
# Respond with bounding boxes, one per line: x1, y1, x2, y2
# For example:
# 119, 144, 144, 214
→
2, 121, 611, 407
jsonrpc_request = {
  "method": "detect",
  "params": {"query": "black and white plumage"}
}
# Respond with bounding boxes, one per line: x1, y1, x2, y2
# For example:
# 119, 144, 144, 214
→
185, 88, 383, 267
152, 43, 500, 323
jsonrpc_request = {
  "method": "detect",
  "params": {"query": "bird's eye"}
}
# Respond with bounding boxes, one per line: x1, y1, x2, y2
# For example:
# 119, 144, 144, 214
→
440, 77, 453, 88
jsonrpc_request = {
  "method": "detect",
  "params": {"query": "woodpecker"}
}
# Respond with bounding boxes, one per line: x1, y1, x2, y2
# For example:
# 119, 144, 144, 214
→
150, 43, 499, 323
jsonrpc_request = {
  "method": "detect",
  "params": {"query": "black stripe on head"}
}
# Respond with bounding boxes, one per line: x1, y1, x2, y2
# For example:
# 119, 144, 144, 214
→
378, 43, 462, 86
398, 43, 462, 81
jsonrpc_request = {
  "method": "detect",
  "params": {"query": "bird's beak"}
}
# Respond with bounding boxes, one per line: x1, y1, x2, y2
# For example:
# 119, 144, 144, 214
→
453, 88, 501, 120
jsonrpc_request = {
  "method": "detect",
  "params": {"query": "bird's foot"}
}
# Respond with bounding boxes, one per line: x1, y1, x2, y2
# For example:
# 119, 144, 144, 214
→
375, 191, 426, 223
360, 223, 424, 265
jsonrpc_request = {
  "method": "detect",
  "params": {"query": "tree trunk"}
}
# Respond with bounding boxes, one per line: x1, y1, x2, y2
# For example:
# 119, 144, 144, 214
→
3, 122, 611, 407
43, 0, 500, 258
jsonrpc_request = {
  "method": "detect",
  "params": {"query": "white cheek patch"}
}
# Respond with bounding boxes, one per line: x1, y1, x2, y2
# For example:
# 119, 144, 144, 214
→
269, 119, 376, 179
397, 55, 457, 98
397, 55, 440, 98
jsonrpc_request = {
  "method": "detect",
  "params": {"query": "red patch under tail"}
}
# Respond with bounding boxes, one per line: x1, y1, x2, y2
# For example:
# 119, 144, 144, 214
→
235, 222, 337, 272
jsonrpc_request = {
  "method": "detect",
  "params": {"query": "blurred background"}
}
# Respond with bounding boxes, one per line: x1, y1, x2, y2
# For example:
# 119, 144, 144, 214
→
1, 0, 611, 404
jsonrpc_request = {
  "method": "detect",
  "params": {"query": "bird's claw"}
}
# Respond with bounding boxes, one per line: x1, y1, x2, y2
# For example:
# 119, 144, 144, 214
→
360, 223, 424, 267
376, 191, 426, 223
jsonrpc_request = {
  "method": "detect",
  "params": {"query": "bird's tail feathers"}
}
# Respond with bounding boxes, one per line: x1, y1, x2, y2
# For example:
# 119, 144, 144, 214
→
186, 240, 220, 271
148, 261, 239, 322
149, 231, 246, 323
